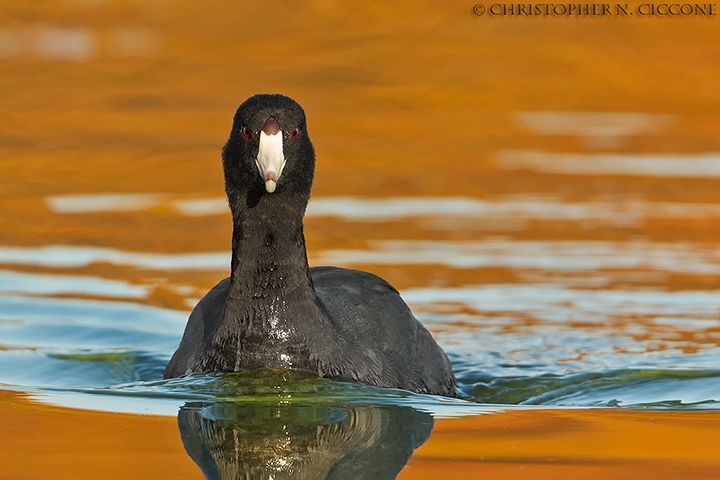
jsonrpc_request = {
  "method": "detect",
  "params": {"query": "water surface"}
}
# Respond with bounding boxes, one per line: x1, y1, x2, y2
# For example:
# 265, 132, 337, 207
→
1, 1, 720, 478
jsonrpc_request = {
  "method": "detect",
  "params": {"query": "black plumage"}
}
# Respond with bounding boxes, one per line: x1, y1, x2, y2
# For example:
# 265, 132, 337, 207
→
164, 94, 456, 397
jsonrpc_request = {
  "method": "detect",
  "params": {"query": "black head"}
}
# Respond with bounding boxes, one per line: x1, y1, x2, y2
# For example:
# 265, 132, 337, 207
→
222, 94, 315, 209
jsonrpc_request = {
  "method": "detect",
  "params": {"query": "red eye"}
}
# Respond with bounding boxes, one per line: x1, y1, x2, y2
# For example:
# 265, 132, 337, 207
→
290, 128, 299, 140
241, 126, 251, 139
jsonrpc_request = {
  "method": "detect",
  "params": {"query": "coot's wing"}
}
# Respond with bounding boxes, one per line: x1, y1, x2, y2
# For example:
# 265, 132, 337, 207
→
311, 266, 456, 396
164, 278, 230, 378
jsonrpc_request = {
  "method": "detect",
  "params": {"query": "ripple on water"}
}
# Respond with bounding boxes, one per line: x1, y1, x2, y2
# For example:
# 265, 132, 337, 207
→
0, 235, 719, 414
45, 194, 720, 229
498, 151, 720, 177
461, 368, 720, 408
315, 240, 720, 274
4, 239, 720, 274
0, 269, 148, 298
0, 294, 182, 389
0, 245, 228, 270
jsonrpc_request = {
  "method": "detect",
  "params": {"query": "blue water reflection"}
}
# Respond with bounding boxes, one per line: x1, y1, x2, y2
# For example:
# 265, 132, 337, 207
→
1, 276, 719, 411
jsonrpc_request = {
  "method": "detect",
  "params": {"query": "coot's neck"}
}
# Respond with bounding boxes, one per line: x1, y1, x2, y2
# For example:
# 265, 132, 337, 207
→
227, 194, 316, 310
218, 186, 330, 364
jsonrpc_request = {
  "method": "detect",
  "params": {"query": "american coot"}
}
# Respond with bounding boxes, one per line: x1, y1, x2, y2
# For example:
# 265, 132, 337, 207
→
164, 94, 456, 397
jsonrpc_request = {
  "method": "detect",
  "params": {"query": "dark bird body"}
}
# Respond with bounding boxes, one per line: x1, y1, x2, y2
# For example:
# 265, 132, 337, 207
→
164, 94, 456, 397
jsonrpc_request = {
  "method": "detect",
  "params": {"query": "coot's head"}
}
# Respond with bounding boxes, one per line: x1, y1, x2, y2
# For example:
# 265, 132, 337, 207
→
222, 94, 315, 203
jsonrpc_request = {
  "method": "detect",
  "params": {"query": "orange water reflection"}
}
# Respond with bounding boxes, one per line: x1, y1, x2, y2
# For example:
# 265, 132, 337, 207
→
0, 391, 200, 480
4, 390, 720, 480
402, 409, 720, 480
1, 0, 720, 477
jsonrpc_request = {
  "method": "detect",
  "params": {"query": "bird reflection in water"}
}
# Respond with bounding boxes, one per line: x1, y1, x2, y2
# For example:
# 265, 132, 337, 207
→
177, 402, 434, 479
